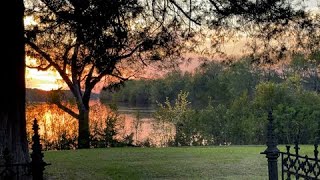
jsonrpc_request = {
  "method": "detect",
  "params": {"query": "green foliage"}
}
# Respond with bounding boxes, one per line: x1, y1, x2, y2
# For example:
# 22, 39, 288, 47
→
58, 131, 76, 150
254, 82, 292, 111
254, 81, 320, 144
197, 103, 228, 145
100, 60, 260, 108
155, 91, 191, 123
100, 58, 320, 145
227, 92, 258, 144
154, 91, 196, 146
104, 114, 119, 147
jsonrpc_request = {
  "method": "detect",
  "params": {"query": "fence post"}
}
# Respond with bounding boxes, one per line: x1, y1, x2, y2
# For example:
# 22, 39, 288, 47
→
31, 118, 47, 180
261, 110, 279, 180
315, 120, 320, 160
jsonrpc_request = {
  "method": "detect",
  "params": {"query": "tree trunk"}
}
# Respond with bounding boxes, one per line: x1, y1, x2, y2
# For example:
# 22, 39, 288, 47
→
78, 108, 90, 149
0, 0, 29, 168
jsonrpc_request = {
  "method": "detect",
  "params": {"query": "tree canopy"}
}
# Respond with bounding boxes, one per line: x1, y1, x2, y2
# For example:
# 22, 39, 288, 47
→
24, 0, 191, 148
24, 0, 309, 148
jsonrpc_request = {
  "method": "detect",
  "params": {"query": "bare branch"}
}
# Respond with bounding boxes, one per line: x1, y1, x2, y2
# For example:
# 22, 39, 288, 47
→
85, 65, 95, 84
26, 40, 74, 91
113, 42, 144, 61
110, 73, 129, 82
71, 43, 80, 84
26, 64, 52, 71
209, 0, 228, 16
168, 0, 201, 25
138, 53, 148, 66
115, 66, 137, 80
87, 41, 145, 88
62, 45, 73, 73
53, 102, 79, 119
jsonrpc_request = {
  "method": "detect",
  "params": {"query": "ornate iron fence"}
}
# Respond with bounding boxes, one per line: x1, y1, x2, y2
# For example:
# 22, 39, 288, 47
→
262, 110, 320, 180
281, 143, 319, 180
0, 118, 50, 180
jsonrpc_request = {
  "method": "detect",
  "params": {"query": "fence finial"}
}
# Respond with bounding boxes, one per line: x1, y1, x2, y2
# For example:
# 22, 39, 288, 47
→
31, 118, 49, 180
261, 110, 279, 180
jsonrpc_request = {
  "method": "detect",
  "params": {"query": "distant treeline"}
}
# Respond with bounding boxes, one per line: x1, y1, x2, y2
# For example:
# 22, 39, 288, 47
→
100, 55, 320, 145
26, 88, 99, 102
100, 55, 320, 107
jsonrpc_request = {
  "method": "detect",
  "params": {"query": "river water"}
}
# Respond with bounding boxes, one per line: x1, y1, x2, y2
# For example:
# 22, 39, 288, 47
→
26, 100, 174, 149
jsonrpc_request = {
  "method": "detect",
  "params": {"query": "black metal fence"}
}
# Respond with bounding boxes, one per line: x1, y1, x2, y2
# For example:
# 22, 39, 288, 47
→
281, 143, 319, 180
262, 110, 320, 180
0, 118, 50, 180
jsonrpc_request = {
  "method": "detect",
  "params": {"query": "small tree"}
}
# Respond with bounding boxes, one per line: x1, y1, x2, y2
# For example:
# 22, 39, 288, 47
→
154, 91, 193, 146
104, 105, 120, 148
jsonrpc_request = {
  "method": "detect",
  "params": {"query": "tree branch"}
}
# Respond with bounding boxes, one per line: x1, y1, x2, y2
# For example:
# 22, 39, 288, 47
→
68, 42, 85, 105
168, 0, 201, 25
85, 65, 95, 85
26, 64, 52, 71
209, 0, 229, 16
88, 42, 144, 88
114, 42, 144, 61
53, 102, 79, 119
62, 45, 73, 73
71, 43, 80, 84
26, 40, 74, 92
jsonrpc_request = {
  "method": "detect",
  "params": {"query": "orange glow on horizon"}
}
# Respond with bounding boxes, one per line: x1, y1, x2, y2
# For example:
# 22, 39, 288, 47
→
25, 57, 103, 93
26, 57, 65, 91
24, 17, 63, 91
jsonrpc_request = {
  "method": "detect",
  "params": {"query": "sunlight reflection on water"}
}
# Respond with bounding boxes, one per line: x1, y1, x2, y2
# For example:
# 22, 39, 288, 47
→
26, 100, 174, 149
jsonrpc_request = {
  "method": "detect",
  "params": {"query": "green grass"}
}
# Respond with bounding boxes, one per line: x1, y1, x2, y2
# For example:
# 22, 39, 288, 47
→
43, 145, 316, 180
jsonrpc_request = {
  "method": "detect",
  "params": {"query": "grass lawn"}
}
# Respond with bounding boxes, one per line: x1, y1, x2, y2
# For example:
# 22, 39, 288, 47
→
43, 145, 316, 180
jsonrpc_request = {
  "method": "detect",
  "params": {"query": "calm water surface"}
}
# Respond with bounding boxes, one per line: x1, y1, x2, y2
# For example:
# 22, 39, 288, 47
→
26, 100, 174, 147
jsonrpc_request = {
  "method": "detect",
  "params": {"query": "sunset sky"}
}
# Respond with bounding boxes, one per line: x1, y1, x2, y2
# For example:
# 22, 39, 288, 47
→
26, 62, 64, 91
25, 16, 66, 91
25, 0, 320, 92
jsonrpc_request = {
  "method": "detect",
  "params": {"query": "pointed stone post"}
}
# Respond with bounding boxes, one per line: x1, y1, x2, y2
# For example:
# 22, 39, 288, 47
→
261, 110, 280, 180
31, 118, 47, 180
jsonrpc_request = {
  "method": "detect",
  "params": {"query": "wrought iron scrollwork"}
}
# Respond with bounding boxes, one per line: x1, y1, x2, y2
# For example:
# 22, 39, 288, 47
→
281, 143, 320, 180
281, 130, 320, 180
263, 110, 320, 180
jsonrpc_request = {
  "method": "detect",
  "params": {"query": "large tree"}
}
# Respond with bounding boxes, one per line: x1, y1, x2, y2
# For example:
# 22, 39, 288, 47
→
25, 0, 304, 149
25, 0, 185, 148
0, 0, 29, 165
